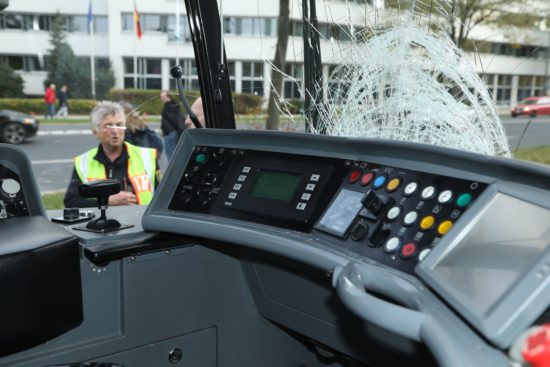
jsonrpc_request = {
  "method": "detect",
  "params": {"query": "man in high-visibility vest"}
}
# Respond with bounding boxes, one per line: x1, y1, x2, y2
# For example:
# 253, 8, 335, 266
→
64, 101, 162, 208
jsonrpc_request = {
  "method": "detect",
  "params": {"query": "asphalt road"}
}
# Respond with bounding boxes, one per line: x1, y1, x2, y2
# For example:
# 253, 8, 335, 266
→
15, 116, 550, 193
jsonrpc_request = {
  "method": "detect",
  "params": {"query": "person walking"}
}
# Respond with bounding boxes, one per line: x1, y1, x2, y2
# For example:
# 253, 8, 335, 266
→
56, 85, 69, 118
160, 91, 185, 160
44, 83, 56, 119
63, 101, 161, 208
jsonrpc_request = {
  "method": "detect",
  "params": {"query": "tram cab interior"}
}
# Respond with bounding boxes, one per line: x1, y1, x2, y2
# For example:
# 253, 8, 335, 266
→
1, 0, 550, 366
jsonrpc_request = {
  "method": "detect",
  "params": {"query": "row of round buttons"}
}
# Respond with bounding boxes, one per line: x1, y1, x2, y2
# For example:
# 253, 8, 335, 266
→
384, 205, 454, 235
383, 237, 432, 261
349, 169, 473, 208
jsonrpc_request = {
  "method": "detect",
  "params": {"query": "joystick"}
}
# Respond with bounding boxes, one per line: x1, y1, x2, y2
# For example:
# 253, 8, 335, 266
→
73, 180, 133, 233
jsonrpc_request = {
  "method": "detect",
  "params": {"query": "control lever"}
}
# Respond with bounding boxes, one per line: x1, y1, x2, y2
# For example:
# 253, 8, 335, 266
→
75, 180, 133, 233
360, 190, 394, 221
170, 65, 203, 128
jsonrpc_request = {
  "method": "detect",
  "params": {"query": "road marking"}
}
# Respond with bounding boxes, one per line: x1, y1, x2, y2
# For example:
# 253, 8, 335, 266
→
38, 130, 92, 135
32, 159, 73, 165
37, 128, 162, 136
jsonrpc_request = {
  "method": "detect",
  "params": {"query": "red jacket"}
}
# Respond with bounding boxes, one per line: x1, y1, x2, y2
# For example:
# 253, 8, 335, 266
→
44, 88, 56, 104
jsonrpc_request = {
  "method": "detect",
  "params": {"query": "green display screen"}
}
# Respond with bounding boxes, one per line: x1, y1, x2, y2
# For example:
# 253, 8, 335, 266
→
249, 170, 302, 202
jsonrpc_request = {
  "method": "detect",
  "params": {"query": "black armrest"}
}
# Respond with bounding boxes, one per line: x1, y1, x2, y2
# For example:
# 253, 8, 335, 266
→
83, 232, 197, 265
0, 216, 83, 357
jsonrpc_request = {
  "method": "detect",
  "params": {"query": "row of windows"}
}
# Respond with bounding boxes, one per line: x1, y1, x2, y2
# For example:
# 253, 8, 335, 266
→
0, 54, 110, 72
0, 13, 108, 33
464, 40, 549, 60
482, 74, 545, 105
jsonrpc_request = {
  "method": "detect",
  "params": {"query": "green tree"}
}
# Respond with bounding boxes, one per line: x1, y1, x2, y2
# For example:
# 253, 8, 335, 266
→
265, 0, 290, 130
0, 64, 25, 97
46, 12, 114, 99
449, 0, 527, 48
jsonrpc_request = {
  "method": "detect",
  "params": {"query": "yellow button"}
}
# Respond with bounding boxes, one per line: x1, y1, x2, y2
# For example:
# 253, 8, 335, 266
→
437, 220, 453, 235
420, 215, 435, 230
386, 178, 401, 192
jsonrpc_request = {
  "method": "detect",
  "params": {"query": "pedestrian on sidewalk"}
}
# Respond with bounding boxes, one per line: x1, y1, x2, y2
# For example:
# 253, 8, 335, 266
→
44, 83, 56, 119
56, 85, 69, 118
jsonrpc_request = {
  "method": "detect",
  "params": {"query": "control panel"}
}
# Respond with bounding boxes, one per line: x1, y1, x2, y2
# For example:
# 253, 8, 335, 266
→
168, 146, 347, 230
0, 164, 30, 219
168, 144, 485, 274
315, 162, 486, 274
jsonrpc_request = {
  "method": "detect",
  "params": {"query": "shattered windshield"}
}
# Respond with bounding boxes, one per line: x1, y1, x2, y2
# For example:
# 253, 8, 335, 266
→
0, 0, 549, 210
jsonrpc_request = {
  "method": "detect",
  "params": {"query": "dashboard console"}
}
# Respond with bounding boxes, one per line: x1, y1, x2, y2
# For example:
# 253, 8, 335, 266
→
144, 129, 550, 354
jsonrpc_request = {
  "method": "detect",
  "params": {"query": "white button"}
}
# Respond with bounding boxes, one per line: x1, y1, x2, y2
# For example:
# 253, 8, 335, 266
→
228, 192, 237, 199
238, 175, 246, 182
301, 193, 311, 201
421, 186, 436, 200
310, 174, 320, 182
404, 182, 418, 196
384, 237, 400, 252
438, 190, 453, 204
242, 166, 251, 173
296, 202, 307, 210
386, 206, 401, 220
233, 183, 242, 190
403, 211, 418, 225
306, 183, 316, 191
418, 248, 431, 262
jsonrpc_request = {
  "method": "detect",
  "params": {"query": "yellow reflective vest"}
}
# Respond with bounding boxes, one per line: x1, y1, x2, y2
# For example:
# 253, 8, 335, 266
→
74, 142, 157, 205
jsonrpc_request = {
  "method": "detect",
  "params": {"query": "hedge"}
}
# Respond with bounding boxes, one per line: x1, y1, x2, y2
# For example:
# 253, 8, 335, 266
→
0, 89, 265, 116
0, 98, 97, 115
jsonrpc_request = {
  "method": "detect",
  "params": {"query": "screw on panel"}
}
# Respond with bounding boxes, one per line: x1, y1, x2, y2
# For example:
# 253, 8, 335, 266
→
168, 348, 183, 364
165, 250, 171, 256
130, 256, 136, 262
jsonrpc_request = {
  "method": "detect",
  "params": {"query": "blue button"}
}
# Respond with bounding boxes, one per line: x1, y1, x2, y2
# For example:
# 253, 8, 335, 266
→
373, 175, 386, 189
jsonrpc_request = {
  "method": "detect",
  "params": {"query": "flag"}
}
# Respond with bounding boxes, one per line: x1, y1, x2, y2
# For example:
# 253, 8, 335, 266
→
87, 0, 93, 34
133, 1, 142, 40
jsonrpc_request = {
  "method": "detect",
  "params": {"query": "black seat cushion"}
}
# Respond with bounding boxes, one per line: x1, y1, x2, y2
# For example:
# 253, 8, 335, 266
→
0, 216, 83, 357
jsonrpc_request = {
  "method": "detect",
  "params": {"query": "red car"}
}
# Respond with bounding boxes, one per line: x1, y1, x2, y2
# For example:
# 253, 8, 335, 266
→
511, 96, 550, 117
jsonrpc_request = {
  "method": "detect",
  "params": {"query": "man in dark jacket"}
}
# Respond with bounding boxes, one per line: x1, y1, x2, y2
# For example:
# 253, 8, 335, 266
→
160, 91, 184, 160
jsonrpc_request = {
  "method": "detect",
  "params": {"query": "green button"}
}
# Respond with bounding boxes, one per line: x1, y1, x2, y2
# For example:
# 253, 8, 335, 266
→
456, 193, 472, 207
195, 153, 207, 164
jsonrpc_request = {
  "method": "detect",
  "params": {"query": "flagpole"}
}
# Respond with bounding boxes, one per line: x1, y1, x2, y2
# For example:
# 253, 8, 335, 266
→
91, 26, 96, 99
175, 0, 180, 67
89, 0, 96, 99
133, 35, 138, 88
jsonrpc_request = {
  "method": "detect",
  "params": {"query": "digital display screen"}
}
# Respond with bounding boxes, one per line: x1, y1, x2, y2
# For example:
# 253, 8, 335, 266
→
432, 193, 550, 314
249, 170, 302, 202
317, 189, 364, 238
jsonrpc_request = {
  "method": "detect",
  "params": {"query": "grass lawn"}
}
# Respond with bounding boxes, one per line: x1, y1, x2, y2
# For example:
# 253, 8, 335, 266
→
41, 145, 550, 211
513, 146, 550, 166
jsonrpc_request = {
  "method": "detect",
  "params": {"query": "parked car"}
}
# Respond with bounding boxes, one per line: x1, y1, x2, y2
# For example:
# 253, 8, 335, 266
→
0, 110, 39, 144
511, 96, 550, 118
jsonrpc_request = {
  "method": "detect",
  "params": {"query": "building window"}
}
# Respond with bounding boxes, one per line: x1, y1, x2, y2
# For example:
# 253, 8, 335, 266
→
224, 17, 276, 36
167, 15, 190, 42
123, 57, 162, 90
0, 54, 46, 71
68, 15, 88, 32
142, 14, 168, 33
496, 74, 511, 105
533, 76, 545, 96
168, 59, 199, 91
242, 61, 264, 96
94, 16, 108, 33
284, 63, 303, 99
518, 76, 533, 101
227, 61, 236, 92
122, 13, 134, 31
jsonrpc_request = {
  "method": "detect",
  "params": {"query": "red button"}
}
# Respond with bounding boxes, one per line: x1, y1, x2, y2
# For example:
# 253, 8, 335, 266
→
348, 169, 362, 184
400, 243, 417, 259
360, 172, 374, 186
522, 324, 550, 367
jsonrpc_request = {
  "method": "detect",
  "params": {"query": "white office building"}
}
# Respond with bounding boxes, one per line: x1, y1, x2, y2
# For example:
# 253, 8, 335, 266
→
0, 0, 548, 109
